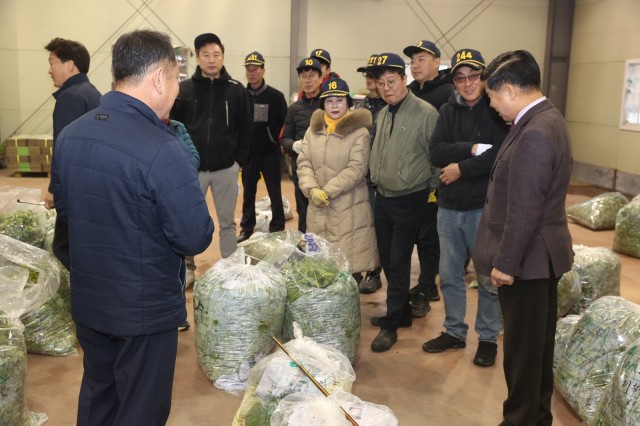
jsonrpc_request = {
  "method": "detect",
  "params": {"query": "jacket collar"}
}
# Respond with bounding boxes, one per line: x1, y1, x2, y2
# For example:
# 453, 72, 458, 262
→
53, 73, 90, 99
100, 91, 172, 134
192, 65, 233, 82
309, 108, 372, 136
246, 79, 268, 96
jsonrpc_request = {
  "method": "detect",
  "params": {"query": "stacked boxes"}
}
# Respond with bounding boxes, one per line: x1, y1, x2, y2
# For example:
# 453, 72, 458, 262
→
4, 135, 53, 174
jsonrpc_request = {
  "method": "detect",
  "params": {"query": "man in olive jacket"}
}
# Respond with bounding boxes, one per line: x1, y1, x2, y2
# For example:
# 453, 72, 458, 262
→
474, 50, 573, 426
367, 53, 439, 352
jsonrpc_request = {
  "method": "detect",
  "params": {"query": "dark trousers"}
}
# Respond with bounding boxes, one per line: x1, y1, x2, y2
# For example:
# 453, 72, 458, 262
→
375, 189, 428, 329
291, 158, 308, 233
52, 215, 70, 270
416, 202, 440, 294
240, 149, 285, 233
76, 322, 178, 426
498, 277, 558, 426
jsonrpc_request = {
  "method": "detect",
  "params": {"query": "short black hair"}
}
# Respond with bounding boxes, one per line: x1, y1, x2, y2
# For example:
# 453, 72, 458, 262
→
112, 30, 176, 85
44, 37, 91, 74
370, 67, 406, 80
481, 50, 541, 92
298, 68, 322, 78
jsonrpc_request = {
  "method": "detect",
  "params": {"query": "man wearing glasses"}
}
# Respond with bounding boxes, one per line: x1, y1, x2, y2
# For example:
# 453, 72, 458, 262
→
402, 40, 454, 317
367, 53, 439, 352
422, 49, 508, 368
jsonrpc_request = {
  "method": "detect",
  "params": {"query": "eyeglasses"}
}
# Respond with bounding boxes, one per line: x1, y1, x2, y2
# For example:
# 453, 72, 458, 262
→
375, 78, 399, 89
452, 72, 482, 85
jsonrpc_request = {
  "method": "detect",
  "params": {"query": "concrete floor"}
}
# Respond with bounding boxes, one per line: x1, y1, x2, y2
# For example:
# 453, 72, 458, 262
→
4, 168, 638, 425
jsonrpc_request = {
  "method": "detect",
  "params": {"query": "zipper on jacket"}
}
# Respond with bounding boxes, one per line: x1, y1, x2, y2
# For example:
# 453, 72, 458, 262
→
226, 101, 229, 126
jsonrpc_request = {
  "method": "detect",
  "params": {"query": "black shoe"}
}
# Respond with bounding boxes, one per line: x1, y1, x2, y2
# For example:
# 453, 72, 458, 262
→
473, 341, 497, 367
428, 285, 441, 302
371, 329, 397, 352
370, 316, 412, 328
359, 272, 382, 294
237, 230, 253, 243
352, 272, 364, 284
422, 332, 466, 353
410, 290, 431, 318
178, 320, 190, 331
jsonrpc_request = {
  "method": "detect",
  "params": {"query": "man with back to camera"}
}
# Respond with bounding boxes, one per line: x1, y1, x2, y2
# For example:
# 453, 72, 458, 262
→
238, 51, 288, 242
474, 50, 573, 425
402, 40, 455, 316
280, 57, 323, 233
367, 53, 439, 352
422, 48, 508, 368
50, 29, 214, 425
171, 32, 252, 259
43, 37, 101, 270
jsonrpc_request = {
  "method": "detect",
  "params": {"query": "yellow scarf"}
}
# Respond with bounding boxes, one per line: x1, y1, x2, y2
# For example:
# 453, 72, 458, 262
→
324, 111, 350, 134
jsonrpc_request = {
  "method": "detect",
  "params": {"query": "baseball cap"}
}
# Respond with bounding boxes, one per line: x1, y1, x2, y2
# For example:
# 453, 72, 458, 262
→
244, 51, 265, 67
403, 40, 441, 58
296, 57, 322, 73
310, 48, 331, 66
320, 78, 350, 98
357, 54, 378, 73
367, 53, 406, 72
194, 33, 223, 52
450, 49, 485, 74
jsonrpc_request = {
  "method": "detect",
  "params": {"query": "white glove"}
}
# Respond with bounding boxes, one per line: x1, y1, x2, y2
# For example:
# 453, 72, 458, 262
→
292, 140, 302, 154
475, 143, 492, 156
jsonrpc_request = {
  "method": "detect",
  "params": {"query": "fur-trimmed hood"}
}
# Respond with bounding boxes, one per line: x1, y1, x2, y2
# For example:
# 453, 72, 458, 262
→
309, 108, 372, 137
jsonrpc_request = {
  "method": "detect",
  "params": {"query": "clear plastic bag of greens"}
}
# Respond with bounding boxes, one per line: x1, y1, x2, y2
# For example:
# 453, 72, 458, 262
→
595, 337, 640, 425
566, 192, 629, 230
0, 186, 47, 248
193, 249, 287, 394
21, 264, 77, 356
42, 209, 56, 252
255, 195, 294, 221
568, 245, 621, 314
554, 296, 640, 424
238, 229, 304, 267
613, 194, 640, 259
270, 392, 351, 426
232, 323, 355, 426
553, 314, 581, 371
328, 390, 399, 426
557, 270, 581, 318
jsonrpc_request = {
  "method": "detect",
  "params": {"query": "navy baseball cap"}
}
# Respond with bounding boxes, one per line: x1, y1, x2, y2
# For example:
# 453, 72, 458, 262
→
296, 57, 322, 73
310, 48, 331, 66
450, 49, 486, 73
357, 54, 378, 73
368, 53, 406, 72
320, 78, 350, 98
403, 40, 441, 58
244, 51, 265, 67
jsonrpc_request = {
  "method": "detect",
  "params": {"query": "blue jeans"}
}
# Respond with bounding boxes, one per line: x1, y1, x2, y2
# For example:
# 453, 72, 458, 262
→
437, 207, 500, 342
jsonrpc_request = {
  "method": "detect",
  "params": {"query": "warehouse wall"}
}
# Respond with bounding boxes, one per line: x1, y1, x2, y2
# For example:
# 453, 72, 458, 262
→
0, 0, 549, 140
567, 0, 640, 193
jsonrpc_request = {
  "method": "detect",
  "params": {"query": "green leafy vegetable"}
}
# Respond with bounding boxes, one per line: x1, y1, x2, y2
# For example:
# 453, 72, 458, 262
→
613, 195, 640, 259
568, 245, 621, 315
557, 270, 581, 317
0, 210, 46, 248
567, 192, 629, 230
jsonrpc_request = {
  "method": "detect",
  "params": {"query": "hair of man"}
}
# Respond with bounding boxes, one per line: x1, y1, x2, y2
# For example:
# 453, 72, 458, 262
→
112, 29, 177, 86
44, 37, 91, 74
481, 50, 541, 92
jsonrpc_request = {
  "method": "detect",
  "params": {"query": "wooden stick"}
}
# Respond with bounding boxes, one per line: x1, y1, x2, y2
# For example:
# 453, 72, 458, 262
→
271, 336, 359, 426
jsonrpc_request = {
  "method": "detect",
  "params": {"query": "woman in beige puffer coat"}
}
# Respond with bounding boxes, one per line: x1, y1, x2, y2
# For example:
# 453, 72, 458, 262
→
297, 78, 379, 276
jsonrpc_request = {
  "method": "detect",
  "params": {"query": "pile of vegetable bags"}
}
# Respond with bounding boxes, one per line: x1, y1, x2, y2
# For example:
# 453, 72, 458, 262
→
567, 245, 621, 314
280, 233, 360, 364
232, 323, 356, 426
238, 230, 304, 267
270, 390, 398, 426
566, 192, 628, 230
557, 270, 581, 318
254, 196, 294, 233
613, 194, 640, 259
193, 249, 287, 394
0, 233, 60, 425
553, 314, 581, 370
554, 296, 640, 424
0, 186, 47, 248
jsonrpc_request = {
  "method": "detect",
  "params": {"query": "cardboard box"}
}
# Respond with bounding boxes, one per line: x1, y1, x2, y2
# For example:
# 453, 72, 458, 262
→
4, 137, 28, 147
6, 153, 29, 165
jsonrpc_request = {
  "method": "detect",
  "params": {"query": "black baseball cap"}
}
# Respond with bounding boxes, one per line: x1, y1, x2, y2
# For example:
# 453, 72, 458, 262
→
244, 51, 265, 67
357, 54, 379, 73
450, 49, 486, 73
403, 40, 441, 58
310, 48, 331, 66
296, 57, 322, 73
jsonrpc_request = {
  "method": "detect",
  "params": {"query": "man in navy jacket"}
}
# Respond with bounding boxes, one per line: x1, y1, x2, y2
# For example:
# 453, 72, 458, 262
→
51, 30, 214, 426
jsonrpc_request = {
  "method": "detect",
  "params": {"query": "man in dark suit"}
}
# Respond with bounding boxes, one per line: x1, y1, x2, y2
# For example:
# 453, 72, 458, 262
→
473, 50, 574, 426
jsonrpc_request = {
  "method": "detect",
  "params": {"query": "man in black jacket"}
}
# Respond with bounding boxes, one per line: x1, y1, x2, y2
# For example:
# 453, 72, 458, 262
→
171, 33, 252, 259
280, 57, 323, 232
402, 40, 454, 317
238, 52, 288, 242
